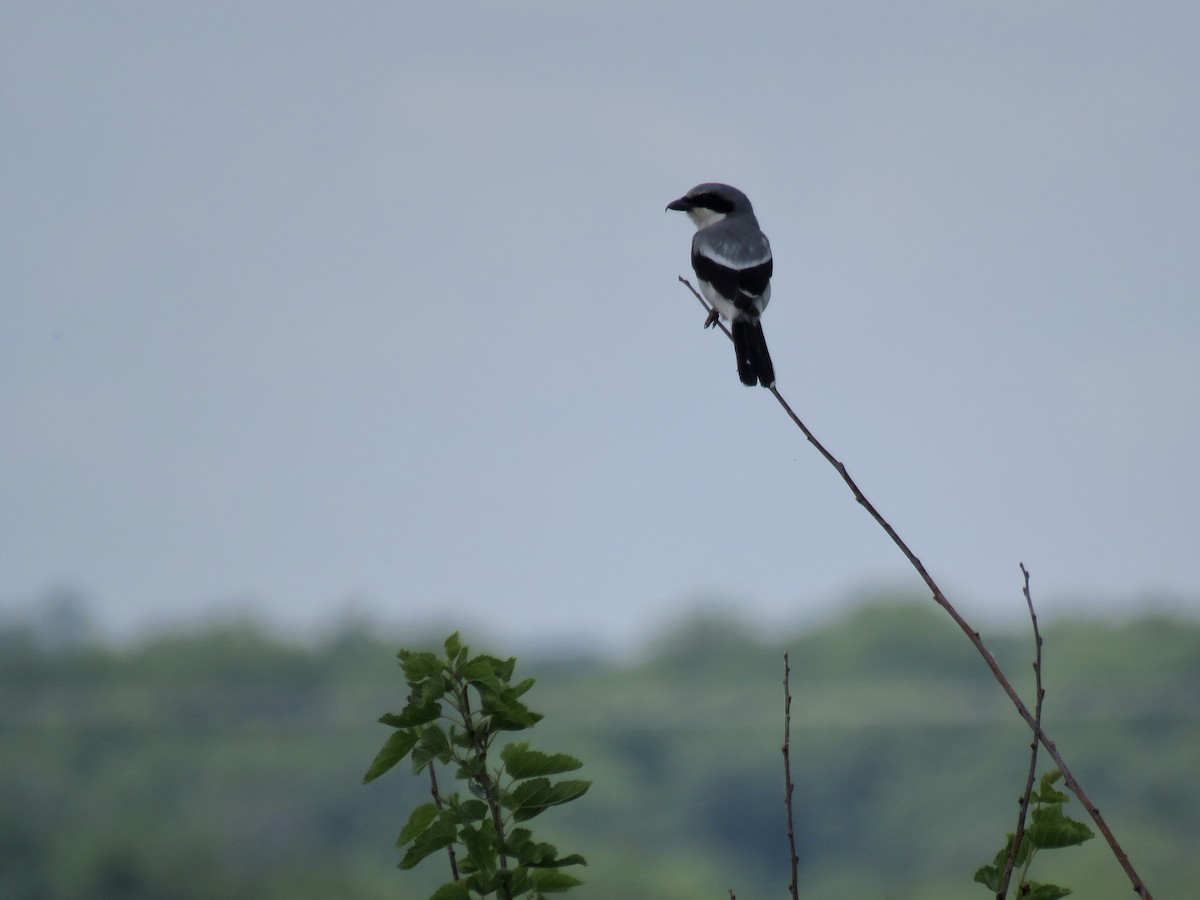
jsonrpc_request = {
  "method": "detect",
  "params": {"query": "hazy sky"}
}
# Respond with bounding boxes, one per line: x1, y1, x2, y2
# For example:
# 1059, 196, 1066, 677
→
3, 2, 1198, 651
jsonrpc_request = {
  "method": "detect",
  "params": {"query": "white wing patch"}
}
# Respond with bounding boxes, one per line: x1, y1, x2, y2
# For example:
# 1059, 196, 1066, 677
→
698, 234, 772, 271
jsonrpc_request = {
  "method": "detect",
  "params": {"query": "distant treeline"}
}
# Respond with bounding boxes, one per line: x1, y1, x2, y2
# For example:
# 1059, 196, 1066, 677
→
2, 597, 1198, 899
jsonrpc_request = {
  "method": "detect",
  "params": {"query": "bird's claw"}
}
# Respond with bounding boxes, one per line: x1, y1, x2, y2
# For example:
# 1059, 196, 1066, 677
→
703, 308, 720, 329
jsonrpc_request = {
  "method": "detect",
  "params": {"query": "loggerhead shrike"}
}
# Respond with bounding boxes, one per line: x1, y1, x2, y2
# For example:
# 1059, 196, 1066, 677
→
667, 183, 775, 388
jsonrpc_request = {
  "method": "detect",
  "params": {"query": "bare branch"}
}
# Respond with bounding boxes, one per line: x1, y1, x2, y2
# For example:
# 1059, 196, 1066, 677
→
428, 757, 460, 881
998, 563, 1045, 898
675, 277, 1154, 899
783, 653, 800, 900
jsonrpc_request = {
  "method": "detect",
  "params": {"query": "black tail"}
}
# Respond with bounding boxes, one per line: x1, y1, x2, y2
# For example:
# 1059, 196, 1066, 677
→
731, 318, 775, 388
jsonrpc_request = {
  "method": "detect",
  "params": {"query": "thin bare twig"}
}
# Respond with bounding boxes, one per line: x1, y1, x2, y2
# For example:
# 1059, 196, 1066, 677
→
427, 742, 460, 880
676, 276, 1153, 899
998, 563, 1045, 898
783, 653, 800, 900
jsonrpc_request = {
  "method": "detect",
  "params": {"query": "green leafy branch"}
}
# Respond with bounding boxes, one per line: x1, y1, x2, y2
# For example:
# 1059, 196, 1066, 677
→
364, 632, 589, 900
974, 770, 1095, 899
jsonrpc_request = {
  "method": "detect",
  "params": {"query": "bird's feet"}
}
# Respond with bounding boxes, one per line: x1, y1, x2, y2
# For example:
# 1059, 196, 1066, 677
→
703, 308, 720, 329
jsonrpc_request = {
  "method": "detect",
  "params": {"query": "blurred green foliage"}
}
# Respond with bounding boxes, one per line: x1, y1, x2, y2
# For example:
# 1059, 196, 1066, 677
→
2, 597, 1198, 898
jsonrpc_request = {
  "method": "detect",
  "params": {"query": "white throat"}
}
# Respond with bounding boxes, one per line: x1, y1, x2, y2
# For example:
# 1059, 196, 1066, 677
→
687, 207, 727, 229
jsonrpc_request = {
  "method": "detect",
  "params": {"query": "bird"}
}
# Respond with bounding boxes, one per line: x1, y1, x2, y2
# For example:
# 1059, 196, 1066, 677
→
667, 182, 775, 388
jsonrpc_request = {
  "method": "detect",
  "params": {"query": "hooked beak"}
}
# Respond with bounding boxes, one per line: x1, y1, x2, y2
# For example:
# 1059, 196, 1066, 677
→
666, 197, 691, 212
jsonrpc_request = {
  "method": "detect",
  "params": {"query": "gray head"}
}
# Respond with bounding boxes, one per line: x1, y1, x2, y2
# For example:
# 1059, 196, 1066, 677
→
666, 182, 756, 229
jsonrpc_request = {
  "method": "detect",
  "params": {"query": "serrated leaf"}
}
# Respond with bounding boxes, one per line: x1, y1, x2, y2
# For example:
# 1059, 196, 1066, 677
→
396, 802, 441, 846
1026, 883, 1073, 900
466, 869, 503, 895
476, 653, 517, 682
1033, 785, 1071, 805
515, 839, 584, 868
545, 779, 590, 805
516, 838, 555, 866
363, 729, 421, 783
459, 823, 497, 875
427, 882, 471, 900
481, 693, 543, 731
972, 863, 1001, 891
502, 742, 584, 779
509, 777, 552, 807
400, 650, 444, 682
503, 826, 533, 858
398, 818, 457, 869
454, 754, 485, 782
411, 726, 452, 772
1027, 806, 1094, 849
1032, 770, 1069, 804
461, 656, 506, 689
510, 676, 536, 698
448, 798, 489, 823
378, 701, 443, 729
531, 868, 586, 892
989, 832, 1032, 869
497, 867, 530, 896
1040, 769, 1064, 788
415, 674, 452, 705
509, 778, 590, 821
448, 727, 477, 751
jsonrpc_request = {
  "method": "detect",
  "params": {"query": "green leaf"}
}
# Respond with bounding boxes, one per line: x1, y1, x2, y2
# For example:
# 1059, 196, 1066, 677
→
378, 700, 443, 729
509, 778, 591, 821
1025, 883, 1073, 900
508, 777, 552, 810
1027, 806, 1094, 849
550, 853, 587, 868
459, 822, 498, 876
396, 802, 441, 846
399, 650, 444, 683
415, 673, 452, 706
479, 691, 543, 731
461, 656, 506, 689
466, 869, 505, 895
476, 653, 518, 682
517, 839, 558, 866
972, 863, 1001, 891
530, 868, 586, 892
502, 742, 584, 779
1032, 785, 1070, 805
427, 882, 471, 900
1032, 770, 1070, 804
444, 632, 464, 662
545, 779, 590, 806
447, 798, 489, 823
1040, 769, 1064, 788
992, 832, 1032, 869
496, 867, 531, 896
363, 729, 421, 783
398, 817, 457, 869
454, 754, 486, 782
510, 676, 536, 699
412, 726, 452, 771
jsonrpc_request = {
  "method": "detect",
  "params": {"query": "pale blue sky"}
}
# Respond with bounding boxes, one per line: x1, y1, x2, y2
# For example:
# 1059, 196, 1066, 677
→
3, 2, 1198, 651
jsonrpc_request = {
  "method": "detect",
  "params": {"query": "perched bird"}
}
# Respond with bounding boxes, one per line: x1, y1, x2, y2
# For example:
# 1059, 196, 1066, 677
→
667, 183, 775, 388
